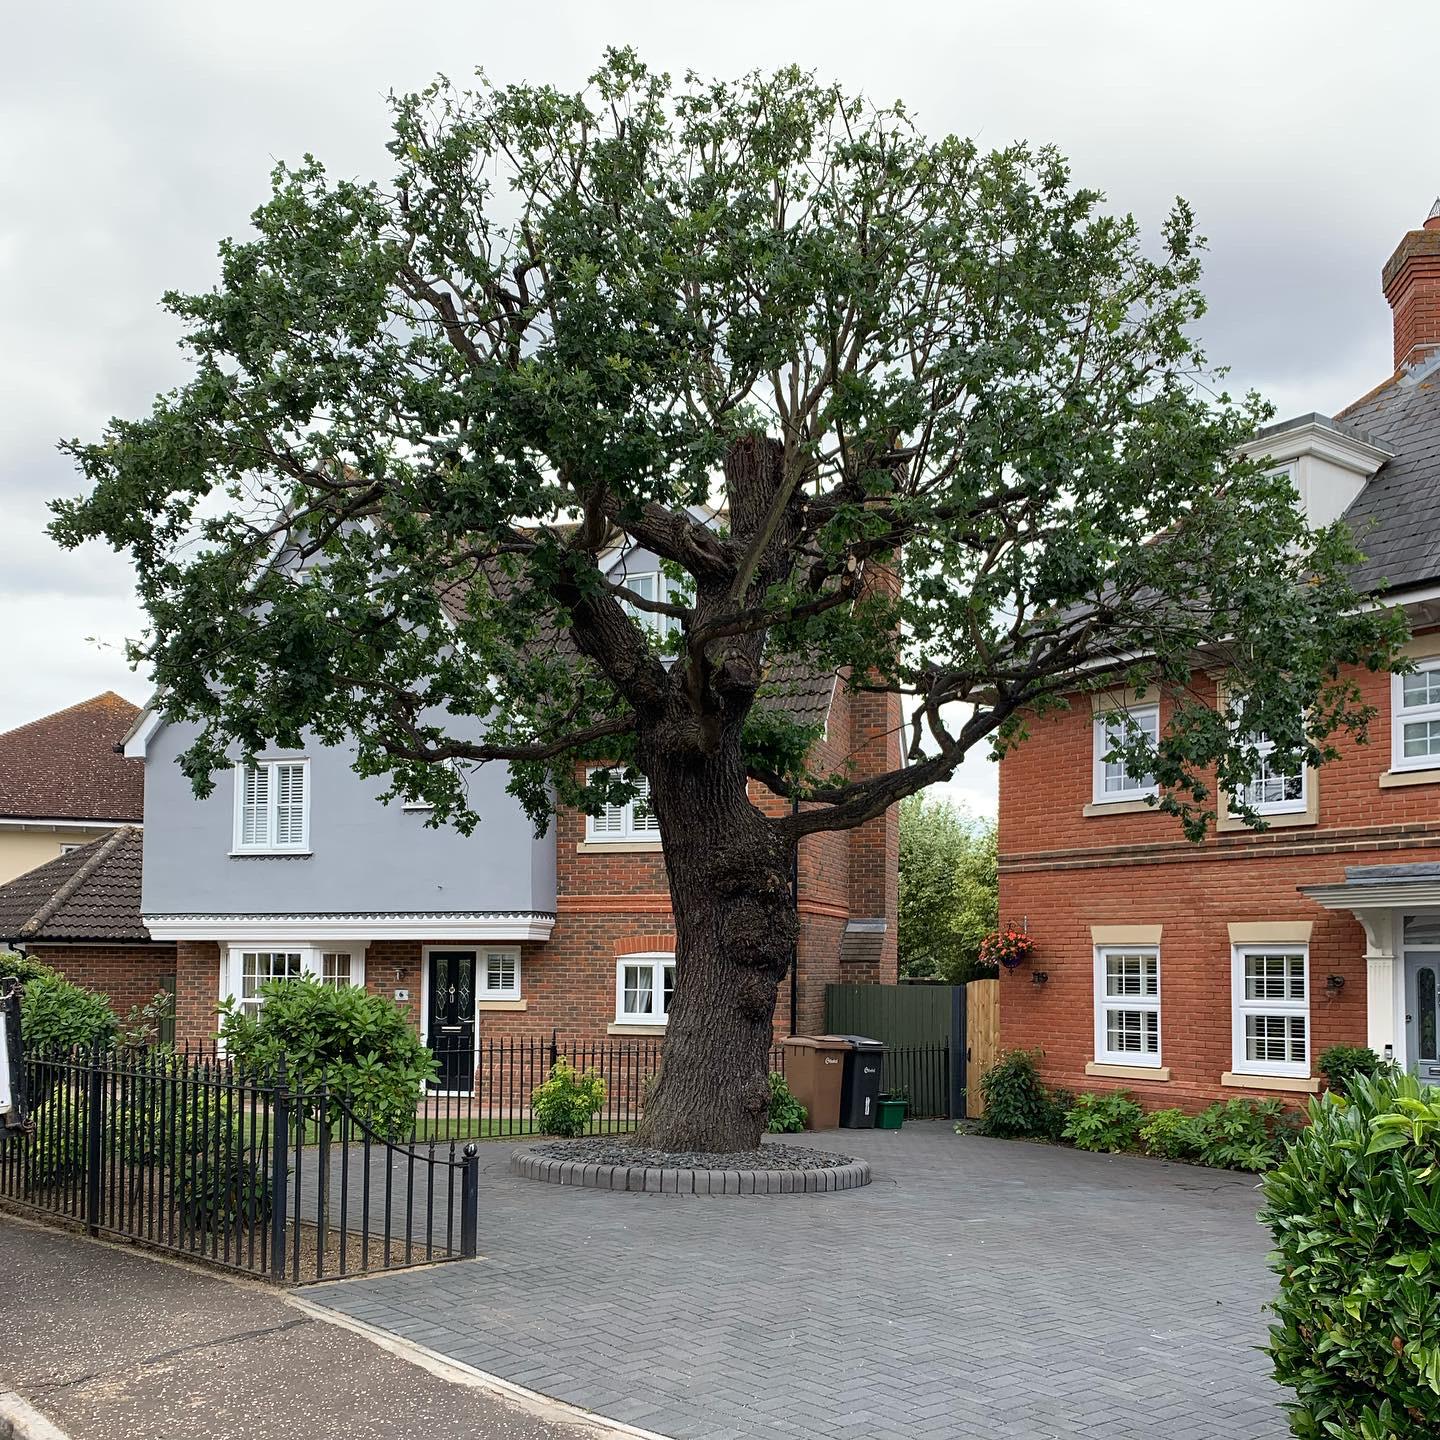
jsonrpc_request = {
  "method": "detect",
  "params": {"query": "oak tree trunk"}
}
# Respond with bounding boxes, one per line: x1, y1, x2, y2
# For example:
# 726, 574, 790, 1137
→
632, 738, 797, 1154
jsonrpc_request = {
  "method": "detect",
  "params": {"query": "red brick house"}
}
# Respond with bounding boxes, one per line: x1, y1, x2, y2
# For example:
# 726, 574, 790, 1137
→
998, 204, 1440, 1110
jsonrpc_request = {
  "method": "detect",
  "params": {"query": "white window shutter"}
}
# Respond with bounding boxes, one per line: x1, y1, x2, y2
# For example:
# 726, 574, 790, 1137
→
274, 763, 307, 848
631, 775, 660, 833
241, 766, 269, 846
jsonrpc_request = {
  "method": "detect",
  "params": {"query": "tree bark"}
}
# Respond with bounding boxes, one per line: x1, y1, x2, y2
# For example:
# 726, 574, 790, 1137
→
632, 735, 797, 1154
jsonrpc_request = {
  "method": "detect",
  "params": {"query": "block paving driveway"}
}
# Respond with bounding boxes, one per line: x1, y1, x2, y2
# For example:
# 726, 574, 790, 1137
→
310, 1122, 1287, 1439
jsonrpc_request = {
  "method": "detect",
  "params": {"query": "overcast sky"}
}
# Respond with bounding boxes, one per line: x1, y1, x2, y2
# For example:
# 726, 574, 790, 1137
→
1, 2, 1432, 816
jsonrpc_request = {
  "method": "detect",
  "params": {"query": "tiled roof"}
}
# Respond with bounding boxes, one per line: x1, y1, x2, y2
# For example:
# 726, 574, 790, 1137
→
1338, 361, 1440, 593
0, 693, 144, 823
0, 827, 151, 944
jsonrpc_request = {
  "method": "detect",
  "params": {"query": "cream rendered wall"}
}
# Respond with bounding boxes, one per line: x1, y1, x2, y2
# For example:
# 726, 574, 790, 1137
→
0, 826, 115, 887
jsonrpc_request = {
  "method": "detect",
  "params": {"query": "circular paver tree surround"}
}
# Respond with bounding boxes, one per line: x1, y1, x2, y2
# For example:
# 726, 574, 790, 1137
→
510, 1139, 871, 1195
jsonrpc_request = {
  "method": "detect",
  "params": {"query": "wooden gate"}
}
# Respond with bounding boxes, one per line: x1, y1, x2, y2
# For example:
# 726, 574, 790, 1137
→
964, 978, 1000, 1119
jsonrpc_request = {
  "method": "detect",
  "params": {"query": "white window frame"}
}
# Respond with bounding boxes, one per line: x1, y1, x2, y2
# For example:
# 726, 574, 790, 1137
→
222, 943, 365, 1019
585, 767, 662, 843
1392, 660, 1440, 772
232, 759, 311, 853
617, 569, 691, 639
481, 947, 522, 1002
1091, 705, 1159, 805
1230, 944, 1310, 1078
1236, 732, 1308, 815
615, 952, 676, 1026
1092, 945, 1162, 1067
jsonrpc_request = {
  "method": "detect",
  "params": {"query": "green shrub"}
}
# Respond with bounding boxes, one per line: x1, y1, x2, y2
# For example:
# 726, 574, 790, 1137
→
1062, 1091, 1144, 1152
1139, 1106, 1203, 1161
1261, 1073, 1440, 1438
1318, 1043, 1387, 1097
27, 1091, 89, 1184
766, 1072, 807, 1133
974, 1050, 1067, 1140
0, 950, 55, 986
218, 977, 435, 1142
174, 1121, 272, 1234
1192, 1096, 1295, 1172
117, 991, 176, 1052
531, 1059, 607, 1138
20, 973, 116, 1057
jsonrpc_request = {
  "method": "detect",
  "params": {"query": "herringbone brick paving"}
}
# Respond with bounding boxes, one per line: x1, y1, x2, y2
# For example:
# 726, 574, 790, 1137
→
311, 1123, 1286, 1439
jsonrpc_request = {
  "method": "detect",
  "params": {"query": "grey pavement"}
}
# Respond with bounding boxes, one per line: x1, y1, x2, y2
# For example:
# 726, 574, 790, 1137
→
0, 1214, 617, 1440
309, 1122, 1289, 1440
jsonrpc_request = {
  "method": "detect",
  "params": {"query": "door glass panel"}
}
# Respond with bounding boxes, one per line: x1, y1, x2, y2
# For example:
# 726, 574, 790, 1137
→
1420, 966, 1438, 1062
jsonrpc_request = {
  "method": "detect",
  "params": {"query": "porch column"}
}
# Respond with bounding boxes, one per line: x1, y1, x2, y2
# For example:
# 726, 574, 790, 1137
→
1358, 911, 1399, 1060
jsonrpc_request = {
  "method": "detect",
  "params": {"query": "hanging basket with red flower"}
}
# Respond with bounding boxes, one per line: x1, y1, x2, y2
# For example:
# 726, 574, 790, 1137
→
979, 928, 1035, 971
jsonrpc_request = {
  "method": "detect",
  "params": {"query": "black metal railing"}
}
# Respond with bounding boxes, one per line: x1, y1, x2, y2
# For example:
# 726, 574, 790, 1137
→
414, 1032, 790, 1142
0, 1043, 477, 1285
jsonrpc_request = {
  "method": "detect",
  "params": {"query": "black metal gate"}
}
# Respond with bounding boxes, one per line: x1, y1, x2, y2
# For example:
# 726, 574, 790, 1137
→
0, 1043, 478, 1284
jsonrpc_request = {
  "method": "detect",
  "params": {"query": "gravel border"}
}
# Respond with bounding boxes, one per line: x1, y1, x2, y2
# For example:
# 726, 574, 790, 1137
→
510, 1146, 871, 1195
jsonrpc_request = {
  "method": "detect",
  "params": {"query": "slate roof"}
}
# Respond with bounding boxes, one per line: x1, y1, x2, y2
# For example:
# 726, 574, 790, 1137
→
0, 693, 144, 823
0, 827, 151, 944
1337, 357, 1440, 593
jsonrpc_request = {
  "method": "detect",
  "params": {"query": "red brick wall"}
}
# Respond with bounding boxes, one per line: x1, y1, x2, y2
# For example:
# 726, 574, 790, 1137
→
174, 939, 221, 1047
31, 943, 178, 1020
1383, 224, 1440, 369
998, 649, 1440, 1110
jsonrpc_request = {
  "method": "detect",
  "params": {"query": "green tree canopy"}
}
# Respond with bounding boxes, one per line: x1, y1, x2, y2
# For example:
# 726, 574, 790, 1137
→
898, 796, 997, 984
51, 51, 1405, 1150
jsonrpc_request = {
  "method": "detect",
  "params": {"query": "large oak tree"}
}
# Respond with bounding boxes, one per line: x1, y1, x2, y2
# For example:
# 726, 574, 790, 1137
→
53, 52, 1402, 1151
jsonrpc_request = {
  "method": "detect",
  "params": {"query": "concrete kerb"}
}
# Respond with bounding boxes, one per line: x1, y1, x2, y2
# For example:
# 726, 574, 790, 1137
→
509, 1149, 872, 1195
0, 1393, 70, 1440
286, 1295, 677, 1439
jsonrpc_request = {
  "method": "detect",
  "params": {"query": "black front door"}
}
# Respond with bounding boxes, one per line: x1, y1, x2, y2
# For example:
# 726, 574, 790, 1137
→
428, 950, 476, 1090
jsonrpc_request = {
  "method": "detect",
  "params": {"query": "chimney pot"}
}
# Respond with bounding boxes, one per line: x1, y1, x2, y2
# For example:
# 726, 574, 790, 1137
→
1426, 197, 1440, 232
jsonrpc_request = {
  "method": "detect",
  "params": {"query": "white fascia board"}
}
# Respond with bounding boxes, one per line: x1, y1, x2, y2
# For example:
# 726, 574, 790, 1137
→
123, 707, 165, 759
0, 817, 138, 832
1239, 421, 1393, 478
142, 912, 556, 942
1299, 882, 1440, 911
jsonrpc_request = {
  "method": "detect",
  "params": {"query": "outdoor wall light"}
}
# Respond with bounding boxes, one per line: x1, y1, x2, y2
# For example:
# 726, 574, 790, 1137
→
1031, 970, 1049, 985
1326, 974, 1346, 993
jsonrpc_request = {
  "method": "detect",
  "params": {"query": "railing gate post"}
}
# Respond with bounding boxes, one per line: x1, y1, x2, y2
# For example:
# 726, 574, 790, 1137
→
460, 1142, 479, 1258
270, 1062, 290, 1281
85, 1039, 104, 1236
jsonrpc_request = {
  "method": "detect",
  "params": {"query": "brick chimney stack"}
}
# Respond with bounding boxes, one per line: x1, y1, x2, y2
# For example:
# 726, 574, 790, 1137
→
1382, 199, 1440, 371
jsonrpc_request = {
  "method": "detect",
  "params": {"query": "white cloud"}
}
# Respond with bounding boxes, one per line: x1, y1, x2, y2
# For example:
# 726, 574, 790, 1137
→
0, 0, 1430, 749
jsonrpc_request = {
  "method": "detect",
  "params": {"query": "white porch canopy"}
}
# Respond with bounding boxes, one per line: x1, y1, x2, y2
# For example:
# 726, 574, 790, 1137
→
1299, 863, 1440, 1068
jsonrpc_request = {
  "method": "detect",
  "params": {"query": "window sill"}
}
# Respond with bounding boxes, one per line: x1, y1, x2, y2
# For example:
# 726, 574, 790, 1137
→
1082, 798, 1158, 817
1086, 1061, 1171, 1082
228, 849, 313, 858
1220, 1071, 1322, 1094
576, 840, 664, 854
477, 999, 527, 1012
1216, 808, 1316, 832
1378, 766, 1440, 789
607, 1022, 666, 1036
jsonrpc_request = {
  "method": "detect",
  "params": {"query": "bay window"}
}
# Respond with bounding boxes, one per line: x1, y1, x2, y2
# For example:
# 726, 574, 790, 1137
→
224, 944, 364, 1019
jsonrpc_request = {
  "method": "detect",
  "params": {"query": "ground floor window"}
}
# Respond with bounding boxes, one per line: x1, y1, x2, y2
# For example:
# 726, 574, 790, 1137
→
482, 948, 522, 1001
1093, 946, 1161, 1066
1231, 945, 1308, 1077
616, 953, 675, 1025
224, 944, 365, 1018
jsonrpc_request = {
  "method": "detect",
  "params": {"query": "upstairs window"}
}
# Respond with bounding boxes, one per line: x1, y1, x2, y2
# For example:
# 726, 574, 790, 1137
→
1092, 705, 1159, 804
1393, 660, 1440, 771
234, 760, 309, 852
1236, 733, 1306, 815
617, 569, 691, 639
1093, 947, 1161, 1066
586, 768, 662, 842
1231, 946, 1309, 1077
616, 953, 676, 1025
